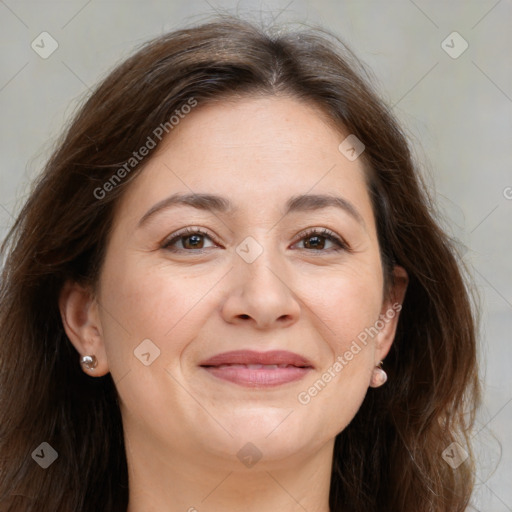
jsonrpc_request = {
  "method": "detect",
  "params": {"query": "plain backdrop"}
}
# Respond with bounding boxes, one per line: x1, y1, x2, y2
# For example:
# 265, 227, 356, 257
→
0, 1, 511, 510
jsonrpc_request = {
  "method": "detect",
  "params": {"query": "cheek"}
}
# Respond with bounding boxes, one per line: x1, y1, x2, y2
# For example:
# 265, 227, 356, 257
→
98, 255, 218, 375
111, 273, 187, 335
292, 260, 383, 424
302, 262, 384, 347
295, 276, 379, 436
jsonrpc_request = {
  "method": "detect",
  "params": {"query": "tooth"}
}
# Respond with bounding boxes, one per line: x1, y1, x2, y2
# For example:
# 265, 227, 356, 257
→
265, 365, 278, 369
247, 364, 264, 369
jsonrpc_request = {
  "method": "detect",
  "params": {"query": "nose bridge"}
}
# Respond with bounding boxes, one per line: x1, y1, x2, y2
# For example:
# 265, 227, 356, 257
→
235, 231, 289, 288
221, 232, 300, 328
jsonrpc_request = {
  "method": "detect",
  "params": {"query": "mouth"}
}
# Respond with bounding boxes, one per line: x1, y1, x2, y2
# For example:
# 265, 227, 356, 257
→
199, 350, 314, 388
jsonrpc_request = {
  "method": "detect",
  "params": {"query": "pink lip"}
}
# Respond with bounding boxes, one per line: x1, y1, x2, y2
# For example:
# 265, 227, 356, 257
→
199, 350, 313, 388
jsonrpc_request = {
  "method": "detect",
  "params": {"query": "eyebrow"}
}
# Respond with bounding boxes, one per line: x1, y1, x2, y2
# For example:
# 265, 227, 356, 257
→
137, 192, 366, 228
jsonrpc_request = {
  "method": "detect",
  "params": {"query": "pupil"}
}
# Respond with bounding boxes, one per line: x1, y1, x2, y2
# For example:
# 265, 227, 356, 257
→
306, 235, 324, 249
184, 234, 203, 249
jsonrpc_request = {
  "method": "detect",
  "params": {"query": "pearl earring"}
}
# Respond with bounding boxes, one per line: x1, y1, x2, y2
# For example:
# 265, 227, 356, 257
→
80, 355, 98, 370
369, 360, 387, 388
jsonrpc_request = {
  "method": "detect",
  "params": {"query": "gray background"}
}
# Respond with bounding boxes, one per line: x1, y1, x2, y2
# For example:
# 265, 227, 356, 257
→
0, 1, 510, 510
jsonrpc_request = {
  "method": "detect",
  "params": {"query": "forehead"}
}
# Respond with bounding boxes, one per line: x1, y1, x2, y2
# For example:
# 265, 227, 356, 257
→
115, 95, 374, 227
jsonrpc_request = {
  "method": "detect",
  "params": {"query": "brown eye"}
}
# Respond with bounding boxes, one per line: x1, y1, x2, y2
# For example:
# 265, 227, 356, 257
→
294, 228, 349, 252
181, 233, 206, 249
162, 228, 217, 252
303, 234, 328, 250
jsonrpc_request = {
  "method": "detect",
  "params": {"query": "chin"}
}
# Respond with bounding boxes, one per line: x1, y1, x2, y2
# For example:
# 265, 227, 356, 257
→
204, 412, 320, 462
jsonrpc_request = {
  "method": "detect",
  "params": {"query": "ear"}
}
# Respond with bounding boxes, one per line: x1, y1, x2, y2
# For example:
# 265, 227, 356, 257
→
375, 265, 408, 362
59, 280, 110, 377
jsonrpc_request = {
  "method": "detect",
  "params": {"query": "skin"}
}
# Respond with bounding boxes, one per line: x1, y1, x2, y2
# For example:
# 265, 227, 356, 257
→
60, 95, 408, 512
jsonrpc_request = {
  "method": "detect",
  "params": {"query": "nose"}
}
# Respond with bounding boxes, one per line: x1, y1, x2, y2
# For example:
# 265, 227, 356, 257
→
220, 247, 301, 330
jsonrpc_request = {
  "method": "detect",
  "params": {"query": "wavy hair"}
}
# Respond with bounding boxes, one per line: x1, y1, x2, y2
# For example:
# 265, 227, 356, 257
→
0, 15, 480, 512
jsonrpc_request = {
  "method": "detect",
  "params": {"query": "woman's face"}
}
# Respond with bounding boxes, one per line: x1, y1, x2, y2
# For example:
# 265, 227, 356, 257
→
70, 95, 406, 469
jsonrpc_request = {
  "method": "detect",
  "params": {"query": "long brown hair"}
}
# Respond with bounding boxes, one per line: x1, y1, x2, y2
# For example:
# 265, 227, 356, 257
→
0, 15, 480, 512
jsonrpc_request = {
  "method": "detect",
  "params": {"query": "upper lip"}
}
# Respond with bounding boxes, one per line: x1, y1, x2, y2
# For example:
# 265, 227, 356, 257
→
199, 350, 314, 368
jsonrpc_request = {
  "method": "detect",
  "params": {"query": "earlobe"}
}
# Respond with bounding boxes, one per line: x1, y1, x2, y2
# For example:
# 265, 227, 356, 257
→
59, 280, 110, 376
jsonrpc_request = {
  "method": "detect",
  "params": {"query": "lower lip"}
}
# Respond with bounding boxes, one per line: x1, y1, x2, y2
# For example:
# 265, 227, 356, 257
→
201, 365, 312, 387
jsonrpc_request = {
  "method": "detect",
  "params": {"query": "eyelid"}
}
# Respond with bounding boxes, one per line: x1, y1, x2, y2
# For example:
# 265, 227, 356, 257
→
161, 226, 351, 253
160, 226, 221, 251
291, 227, 351, 252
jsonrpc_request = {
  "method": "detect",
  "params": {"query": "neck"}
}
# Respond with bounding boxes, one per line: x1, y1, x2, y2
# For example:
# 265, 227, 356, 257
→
124, 427, 334, 512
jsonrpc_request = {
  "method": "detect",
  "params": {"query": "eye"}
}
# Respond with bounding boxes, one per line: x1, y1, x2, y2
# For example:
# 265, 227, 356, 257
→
161, 226, 350, 254
292, 228, 349, 252
161, 227, 218, 252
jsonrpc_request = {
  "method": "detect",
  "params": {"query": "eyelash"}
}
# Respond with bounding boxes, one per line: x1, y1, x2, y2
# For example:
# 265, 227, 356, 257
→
161, 227, 350, 253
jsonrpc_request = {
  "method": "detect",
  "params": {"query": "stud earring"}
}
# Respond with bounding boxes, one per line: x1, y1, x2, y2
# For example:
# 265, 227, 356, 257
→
369, 360, 387, 388
80, 355, 98, 370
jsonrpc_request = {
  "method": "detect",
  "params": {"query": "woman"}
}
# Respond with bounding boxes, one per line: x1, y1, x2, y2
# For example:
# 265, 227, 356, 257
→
0, 15, 480, 512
